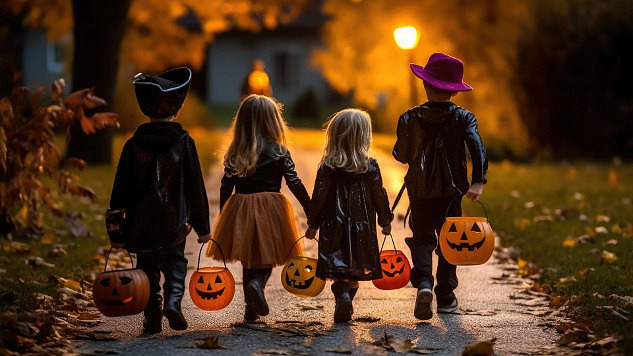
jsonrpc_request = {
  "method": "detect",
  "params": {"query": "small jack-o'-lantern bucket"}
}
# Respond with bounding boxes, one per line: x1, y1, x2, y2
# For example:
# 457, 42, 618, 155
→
281, 236, 326, 297
93, 248, 150, 317
372, 234, 411, 290
439, 196, 494, 266
189, 239, 235, 311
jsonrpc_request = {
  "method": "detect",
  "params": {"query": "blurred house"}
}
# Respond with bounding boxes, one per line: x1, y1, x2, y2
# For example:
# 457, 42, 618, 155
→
205, 2, 331, 108
21, 30, 72, 89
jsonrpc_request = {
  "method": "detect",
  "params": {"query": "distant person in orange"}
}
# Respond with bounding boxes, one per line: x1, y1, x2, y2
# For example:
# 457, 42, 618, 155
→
241, 59, 273, 98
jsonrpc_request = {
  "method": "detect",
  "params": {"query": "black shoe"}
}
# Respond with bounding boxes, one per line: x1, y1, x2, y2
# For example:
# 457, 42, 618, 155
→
437, 294, 458, 313
164, 304, 188, 330
414, 288, 433, 320
244, 304, 259, 322
142, 315, 162, 334
349, 286, 358, 316
245, 280, 269, 316
331, 281, 352, 323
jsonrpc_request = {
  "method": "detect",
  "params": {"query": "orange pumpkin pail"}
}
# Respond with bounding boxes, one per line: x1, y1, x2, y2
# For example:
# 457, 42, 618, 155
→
93, 248, 150, 317
372, 234, 411, 290
439, 197, 494, 266
189, 239, 235, 311
281, 236, 326, 298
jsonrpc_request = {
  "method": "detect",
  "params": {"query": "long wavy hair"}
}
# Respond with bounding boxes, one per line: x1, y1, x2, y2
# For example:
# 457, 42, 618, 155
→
224, 95, 288, 177
320, 108, 372, 174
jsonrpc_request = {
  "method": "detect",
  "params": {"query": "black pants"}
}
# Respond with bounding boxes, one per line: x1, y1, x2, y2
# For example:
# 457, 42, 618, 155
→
405, 196, 461, 300
136, 241, 188, 318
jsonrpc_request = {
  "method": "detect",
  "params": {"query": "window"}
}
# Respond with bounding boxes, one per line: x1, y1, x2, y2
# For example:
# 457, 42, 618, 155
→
46, 41, 64, 73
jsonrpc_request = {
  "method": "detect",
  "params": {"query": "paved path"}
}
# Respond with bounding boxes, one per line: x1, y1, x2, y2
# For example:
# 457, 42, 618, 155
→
76, 142, 558, 355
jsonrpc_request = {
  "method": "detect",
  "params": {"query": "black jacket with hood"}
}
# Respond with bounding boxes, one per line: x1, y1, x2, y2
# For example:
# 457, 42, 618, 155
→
392, 102, 488, 199
109, 122, 210, 252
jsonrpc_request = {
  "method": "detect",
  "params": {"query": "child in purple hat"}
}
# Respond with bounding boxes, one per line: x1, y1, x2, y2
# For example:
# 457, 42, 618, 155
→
392, 53, 488, 320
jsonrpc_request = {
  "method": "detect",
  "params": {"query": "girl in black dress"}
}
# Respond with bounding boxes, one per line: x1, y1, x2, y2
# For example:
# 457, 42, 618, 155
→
306, 109, 393, 323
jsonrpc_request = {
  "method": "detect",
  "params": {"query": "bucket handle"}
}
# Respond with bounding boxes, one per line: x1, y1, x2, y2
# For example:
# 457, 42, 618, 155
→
197, 238, 228, 271
444, 194, 489, 222
285, 235, 319, 261
103, 247, 134, 272
379, 234, 398, 253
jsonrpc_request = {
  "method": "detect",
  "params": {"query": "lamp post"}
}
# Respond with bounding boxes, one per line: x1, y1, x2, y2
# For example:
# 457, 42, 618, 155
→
394, 26, 419, 108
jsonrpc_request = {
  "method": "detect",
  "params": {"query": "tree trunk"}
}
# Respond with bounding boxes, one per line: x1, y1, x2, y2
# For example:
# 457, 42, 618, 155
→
66, 0, 131, 164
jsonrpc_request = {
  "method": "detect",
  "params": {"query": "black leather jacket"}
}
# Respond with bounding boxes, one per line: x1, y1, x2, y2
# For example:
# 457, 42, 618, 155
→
110, 122, 210, 252
393, 102, 488, 199
307, 159, 393, 280
219, 143, 310, 212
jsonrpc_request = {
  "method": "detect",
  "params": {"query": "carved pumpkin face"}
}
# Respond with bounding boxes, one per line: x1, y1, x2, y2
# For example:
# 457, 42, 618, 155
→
93, 269, 149, 317
281, 256, 325, 297
189, 267, 235, 311
439, 217, 494, 265
372, 250, 411, 290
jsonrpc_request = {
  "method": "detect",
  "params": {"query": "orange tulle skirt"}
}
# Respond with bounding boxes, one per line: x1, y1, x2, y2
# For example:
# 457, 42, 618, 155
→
206, 192, 304, 268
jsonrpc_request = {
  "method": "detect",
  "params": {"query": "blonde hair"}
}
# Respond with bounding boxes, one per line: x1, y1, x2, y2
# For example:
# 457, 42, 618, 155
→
320, 108, 372, 174
225, 95, 288, 177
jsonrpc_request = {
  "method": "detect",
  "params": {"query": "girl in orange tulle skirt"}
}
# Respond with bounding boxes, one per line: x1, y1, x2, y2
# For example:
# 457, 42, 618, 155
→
207, 94, 310, 321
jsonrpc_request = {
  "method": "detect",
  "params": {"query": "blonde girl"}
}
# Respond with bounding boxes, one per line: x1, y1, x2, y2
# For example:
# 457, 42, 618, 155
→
207, 95, 309, 322
305, 109, 393, 323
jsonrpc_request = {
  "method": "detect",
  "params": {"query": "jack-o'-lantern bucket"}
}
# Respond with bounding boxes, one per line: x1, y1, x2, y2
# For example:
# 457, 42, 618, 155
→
372, 234, 411, 290
281, 236, 326, 297
93, 249, 150, 317
189, 239, 235, 311
439, 197, 494, 266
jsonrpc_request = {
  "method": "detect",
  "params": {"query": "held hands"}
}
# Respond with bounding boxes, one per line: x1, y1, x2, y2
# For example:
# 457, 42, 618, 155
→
305, 227, 318, 240
381, 224, 392, 235
466, 182, 484, 202
198, 233, 212, 244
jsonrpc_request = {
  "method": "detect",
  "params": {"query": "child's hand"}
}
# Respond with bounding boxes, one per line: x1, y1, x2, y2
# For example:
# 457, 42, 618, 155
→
305, 227, 318, 240
381, 224, 392, 235
198, 233, 211, 244
466, 182, 484, 202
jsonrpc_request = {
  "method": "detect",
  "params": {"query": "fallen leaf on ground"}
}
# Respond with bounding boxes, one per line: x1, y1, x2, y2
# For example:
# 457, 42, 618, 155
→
256, 349, 305, 355
608, 294, 633, 305
354, 316, 380, 323
65, 213, 89, 238
575, 234, 594, 244
196, 336, 228, 349
296, 303, 324, 311
324, 347, 352, 354
391, 338, 415, 353
578, 268, 594, 277
4, 241, 33, 254
562, 239, 576, 247
49, 246, 67, 258
557, 330, 588, 346
601, 250, 618, 263
41, 233, 56, 245
596, 215, 611, 223
455, 309, 498, 316
595, 226, 609, 234
605, 239, 618, 245
59, 278, 82, 292
25, 257, 55, 268
462, 338, 496, 356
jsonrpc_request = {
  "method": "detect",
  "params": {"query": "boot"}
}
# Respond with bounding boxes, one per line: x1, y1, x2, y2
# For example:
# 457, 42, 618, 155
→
331, 281, 352, 323
244, 303, 259, 322
243, 268, 271, 317
163, 255, 188, 331
164, 299, 188, 330
349, 285, 359, 316
142, 305, 162, 334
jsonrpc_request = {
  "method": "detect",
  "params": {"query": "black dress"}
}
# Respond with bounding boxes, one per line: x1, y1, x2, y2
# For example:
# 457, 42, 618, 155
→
307, 159, 393, 281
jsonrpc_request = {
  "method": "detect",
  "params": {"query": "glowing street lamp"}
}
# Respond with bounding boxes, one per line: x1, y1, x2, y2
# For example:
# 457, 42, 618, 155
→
394, 26, 419, 50
394, 26, 419, 107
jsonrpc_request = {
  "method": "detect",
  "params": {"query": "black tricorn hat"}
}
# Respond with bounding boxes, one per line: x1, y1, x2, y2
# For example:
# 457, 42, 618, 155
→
133, 67, 192, 119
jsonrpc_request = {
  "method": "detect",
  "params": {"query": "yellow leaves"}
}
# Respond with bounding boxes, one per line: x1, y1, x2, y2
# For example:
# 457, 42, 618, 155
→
567, 167, 577, 180
514, 218, 531, 230
601, 250, 618, 264
608, 169, 619, 188
59, 278, 82, 292
562, 239, 576, 247
3, 241, 33, 254
41, 233, 56, 245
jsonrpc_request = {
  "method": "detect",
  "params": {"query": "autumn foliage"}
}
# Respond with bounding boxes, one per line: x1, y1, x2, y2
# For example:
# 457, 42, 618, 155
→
0, 79, 119, 237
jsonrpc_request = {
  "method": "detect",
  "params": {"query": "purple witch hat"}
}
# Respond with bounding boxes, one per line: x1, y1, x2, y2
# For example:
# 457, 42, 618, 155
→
410, 53, 472, 92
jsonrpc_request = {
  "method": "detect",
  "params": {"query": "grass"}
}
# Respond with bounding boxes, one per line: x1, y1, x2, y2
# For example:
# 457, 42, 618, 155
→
478, 162, 633, 351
